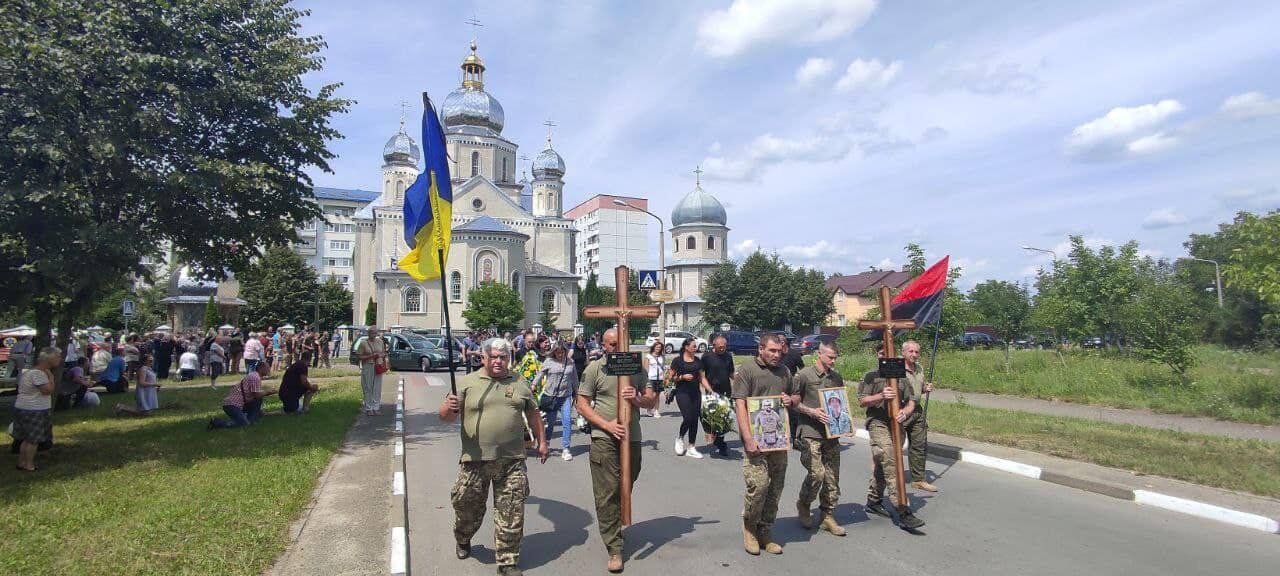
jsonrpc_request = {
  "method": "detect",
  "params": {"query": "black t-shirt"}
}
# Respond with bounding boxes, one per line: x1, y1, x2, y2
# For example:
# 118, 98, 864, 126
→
701, 350, 735, 395
782, 348, 805, 375
280, 361, 310, 399
670, 355, 703, 388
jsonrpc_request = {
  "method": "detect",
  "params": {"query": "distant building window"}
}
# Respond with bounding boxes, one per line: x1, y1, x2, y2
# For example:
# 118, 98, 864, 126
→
325, 222, 355, 233
835, 290, 845, 304
328, 240, 352, 251
707, 236, 715, 250
686, 236, 696, 250
403, 286, 423, 313
541, 287, 558, 313
450, 272, 462, 301
471, 151, 480, 177
325, 258, 352, 268
502, 157, 508, 181
837, 314, 846, 327
329, 207, 355, 217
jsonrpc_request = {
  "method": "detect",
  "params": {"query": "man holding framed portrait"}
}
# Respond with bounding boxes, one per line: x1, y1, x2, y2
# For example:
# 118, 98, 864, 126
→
791, 342, 850, 537
732, 332, 799, 556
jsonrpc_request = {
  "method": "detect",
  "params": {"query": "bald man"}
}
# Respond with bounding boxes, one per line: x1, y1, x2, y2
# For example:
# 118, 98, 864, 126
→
901, 340, 937, 492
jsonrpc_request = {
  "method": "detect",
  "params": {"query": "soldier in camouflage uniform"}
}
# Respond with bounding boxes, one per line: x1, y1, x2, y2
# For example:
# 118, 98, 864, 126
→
576, 328, 659, 573
792, 342, 847, 536
901, 340, 937, 492
440, 337, 548, 576
733, 332, 801, 556
857, 344, 926, 530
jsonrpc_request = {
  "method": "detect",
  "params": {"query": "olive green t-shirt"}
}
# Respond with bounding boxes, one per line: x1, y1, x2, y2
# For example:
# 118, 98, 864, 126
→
794, 365, 845, 439
579, 357, 650, 442
457, 370, 535, 462
731, 357, 797, 399
857, 369, 915, 424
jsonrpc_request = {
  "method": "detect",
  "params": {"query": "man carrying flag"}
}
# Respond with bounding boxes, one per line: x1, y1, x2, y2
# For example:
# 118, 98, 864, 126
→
398, 92, 453, 284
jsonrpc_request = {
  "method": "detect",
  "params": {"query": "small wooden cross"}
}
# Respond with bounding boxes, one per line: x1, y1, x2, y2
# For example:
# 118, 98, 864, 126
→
581, 265, 660, 526
856, 285, 916, 509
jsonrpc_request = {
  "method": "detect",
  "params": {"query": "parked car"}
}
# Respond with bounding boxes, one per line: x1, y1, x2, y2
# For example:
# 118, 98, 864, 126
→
645, 330, 708, 354
794, 334, 837, 354
715, 330, 761, 355
348, 332, 454, 372
1081, 336, 1105, 349
955, 332, 1004, 349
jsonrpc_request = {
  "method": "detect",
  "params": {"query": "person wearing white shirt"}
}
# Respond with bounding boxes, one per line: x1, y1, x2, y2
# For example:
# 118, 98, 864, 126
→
179, 349, 200, 381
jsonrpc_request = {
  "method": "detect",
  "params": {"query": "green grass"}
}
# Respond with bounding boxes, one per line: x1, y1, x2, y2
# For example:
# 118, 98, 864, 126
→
834, 345, 1280, 425
919, 400, 1280, 499
0, 379, 362, 576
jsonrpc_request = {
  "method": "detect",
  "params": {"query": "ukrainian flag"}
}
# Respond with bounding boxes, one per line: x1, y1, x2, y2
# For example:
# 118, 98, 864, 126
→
398, 94, 453, 281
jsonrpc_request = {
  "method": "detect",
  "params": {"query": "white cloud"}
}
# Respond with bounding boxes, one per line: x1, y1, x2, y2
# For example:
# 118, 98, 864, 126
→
835, 58, 902, 92
777, 239, 848, 260
1142, 207, 1188, 229
729, 239, 760, 259
1065, 99, 1184, 160
701, 132, 854, 182
696, 0, 877, 58
795, 57, 835, 86
1217, 186, 1280, 209
1220, 91, 1280, 119
1127, 132, 1178, 155
930, 60, 1041, 95
877, 258, 897, 270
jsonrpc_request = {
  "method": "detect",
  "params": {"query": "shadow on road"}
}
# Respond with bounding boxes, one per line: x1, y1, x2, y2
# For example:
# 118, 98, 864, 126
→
625, 515, 720, 560
520, 496, 593, 569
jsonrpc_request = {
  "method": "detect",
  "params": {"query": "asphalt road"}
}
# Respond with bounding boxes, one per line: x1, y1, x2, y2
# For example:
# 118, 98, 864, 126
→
402, 372, 1280, 576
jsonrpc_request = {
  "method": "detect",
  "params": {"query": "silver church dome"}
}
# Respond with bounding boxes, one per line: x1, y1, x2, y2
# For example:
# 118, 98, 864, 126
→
671, 184, 727, 227
382, 129, 420, 165
441, 88, 505, 134
532, 146, 565, 178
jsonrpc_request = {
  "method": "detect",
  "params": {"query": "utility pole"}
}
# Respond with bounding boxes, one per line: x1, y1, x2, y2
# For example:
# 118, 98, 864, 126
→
1187, 257, 1224, 308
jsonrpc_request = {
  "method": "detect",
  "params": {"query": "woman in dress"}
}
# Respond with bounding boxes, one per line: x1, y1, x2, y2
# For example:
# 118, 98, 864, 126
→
13, 346, 59, 471
114, 352, 160, 417
533, 343, 579, 461
667, 337, 712, 459
641, 340, 666, 418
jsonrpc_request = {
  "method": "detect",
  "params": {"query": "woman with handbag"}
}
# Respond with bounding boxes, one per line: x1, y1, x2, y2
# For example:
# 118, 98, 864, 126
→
642, 341, 665, 418
668, 337, 711, 459
356, 327, 389, 415
533, 343, 579, 461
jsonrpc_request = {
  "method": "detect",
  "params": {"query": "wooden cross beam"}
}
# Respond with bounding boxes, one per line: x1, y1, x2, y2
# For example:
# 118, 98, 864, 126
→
581, 265, 660, 526
856, 285, 916, 509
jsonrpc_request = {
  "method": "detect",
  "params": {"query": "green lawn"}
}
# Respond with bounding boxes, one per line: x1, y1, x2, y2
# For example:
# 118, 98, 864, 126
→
920, 399, 1280, 499
0, 379, 361, 576
835, 345, 1280, 425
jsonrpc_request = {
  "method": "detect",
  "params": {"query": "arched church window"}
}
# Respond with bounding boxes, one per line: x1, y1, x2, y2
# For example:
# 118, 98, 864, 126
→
686, 235, 696, 250
541, 287, 557, 313
707, 235, 715, 250
482, 258, 493, 282
396, 179, 406, 200
511, 271, 521, 291
450, 272, 462, 301
403, 286, 423, 313
471, 151, 480, 177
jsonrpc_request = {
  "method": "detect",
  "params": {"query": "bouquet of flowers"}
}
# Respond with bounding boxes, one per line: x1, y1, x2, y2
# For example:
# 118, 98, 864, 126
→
518, 351, 542, 396
700, 393, 734, 435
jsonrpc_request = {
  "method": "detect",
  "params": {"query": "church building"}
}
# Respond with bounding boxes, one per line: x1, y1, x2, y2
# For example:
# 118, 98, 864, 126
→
663, 172, 730, 332
351, 40, 579, 332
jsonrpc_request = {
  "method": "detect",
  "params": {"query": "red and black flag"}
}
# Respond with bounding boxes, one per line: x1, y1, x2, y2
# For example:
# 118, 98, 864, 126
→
864, 256, 949, 340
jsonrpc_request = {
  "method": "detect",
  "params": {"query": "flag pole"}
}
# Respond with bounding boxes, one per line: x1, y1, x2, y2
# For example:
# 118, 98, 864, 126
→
923, 290, 944, 419
437, 248, 458, 395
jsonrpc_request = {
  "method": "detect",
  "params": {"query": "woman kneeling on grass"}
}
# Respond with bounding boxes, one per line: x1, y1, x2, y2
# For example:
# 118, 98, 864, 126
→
13, 346, 60, 472
114, 353, 161, 417
208, 361, 276, 429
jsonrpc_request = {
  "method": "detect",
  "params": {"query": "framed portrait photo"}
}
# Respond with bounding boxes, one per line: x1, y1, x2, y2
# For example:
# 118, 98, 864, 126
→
746, 395, 791, 452
819, 387, 855, 438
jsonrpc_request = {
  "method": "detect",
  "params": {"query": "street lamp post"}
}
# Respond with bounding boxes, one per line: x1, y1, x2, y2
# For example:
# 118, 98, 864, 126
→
614, 199, 665, 345
1020, 245, 1058, 262
1187, 257, 1224, 308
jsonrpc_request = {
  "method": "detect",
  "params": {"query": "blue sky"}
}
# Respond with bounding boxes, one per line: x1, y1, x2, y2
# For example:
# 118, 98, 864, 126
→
297, 0, 1280, 288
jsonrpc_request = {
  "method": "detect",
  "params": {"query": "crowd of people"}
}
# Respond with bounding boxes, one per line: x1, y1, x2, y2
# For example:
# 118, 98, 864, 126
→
435, 328, 937, 574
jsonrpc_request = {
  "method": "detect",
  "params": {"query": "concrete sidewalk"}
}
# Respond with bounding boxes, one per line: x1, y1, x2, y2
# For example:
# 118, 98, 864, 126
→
266, 375, 402, 576
926, 389, 1280, 443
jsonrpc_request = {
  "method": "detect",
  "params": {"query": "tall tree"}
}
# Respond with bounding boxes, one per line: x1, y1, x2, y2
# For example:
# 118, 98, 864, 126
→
237, 246, 320, 330
1222, 211, 1280, 330
904, 242, 928, 276
700, 261, 741, 329
1182, 211, 1276, 346
0, 1, 349, 349
364, 297, 377, 327
1120, 267, 1201, 376
315, 279, 354, 331
578, 273, 612, 338
204, 294, 221, 329
462, 282, 524, 333
969, 279, 1031, 368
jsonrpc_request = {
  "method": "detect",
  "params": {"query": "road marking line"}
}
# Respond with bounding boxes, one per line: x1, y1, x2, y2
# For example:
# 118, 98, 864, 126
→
395, 421, 402, 433
390, 526, 406, 575
395, 438, 403, 457
393, 471, 405, 495
960, 451, 1042, 479
1134, 490, 1280, 534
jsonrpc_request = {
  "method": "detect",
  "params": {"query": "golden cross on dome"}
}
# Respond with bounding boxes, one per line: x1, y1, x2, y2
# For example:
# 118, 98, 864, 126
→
465, 14, 483, 41
543, 120, 557, 146
693, 165, 703, 186
397, 99, 408, 129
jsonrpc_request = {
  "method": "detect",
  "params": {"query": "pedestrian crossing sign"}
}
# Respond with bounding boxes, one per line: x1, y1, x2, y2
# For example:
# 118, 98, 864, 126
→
638, 270, 659, 290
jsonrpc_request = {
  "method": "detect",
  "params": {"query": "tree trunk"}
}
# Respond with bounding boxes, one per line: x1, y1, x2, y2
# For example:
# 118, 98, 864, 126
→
1004, 342, 1012, 372
34, 300, 54, 351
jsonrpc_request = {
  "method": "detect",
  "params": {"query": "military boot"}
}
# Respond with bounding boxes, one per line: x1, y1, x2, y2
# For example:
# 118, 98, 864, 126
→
743, 519, 760, 555
820, 514, 847, 537
758, 526, 783, 555
897, 507, 926, 530
865, 501, 891, 519
797, 502, 815, 529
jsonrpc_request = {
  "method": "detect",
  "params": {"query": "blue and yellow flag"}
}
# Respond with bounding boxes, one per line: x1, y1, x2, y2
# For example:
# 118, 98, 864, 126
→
398, 95, 453, 281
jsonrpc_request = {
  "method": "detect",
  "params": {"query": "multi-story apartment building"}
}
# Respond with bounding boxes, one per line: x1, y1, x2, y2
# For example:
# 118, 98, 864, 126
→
565, 194, 651, 288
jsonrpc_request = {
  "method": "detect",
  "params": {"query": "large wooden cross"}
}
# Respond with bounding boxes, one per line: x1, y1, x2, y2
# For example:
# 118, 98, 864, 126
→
856, 285, 917, 509
581, 265, 660, 526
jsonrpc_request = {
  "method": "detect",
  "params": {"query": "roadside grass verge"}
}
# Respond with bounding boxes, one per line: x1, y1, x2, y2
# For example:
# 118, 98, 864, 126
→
922, 400, 1280, 499
0, 379, 361, 576
836, 345, 1280, 425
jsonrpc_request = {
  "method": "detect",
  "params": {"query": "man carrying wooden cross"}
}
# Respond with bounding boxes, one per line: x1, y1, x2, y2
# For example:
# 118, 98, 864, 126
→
857, 287, 927, 530
578, 266, 660, 573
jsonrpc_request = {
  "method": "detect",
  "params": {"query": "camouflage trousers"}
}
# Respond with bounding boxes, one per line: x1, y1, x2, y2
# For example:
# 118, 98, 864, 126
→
797, 437, 841, 515
904, 414, 928, 482
742, 451, 788, 530
589, 437, 642, 556
451, 458, 530, 567
866, 419, 905, 507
